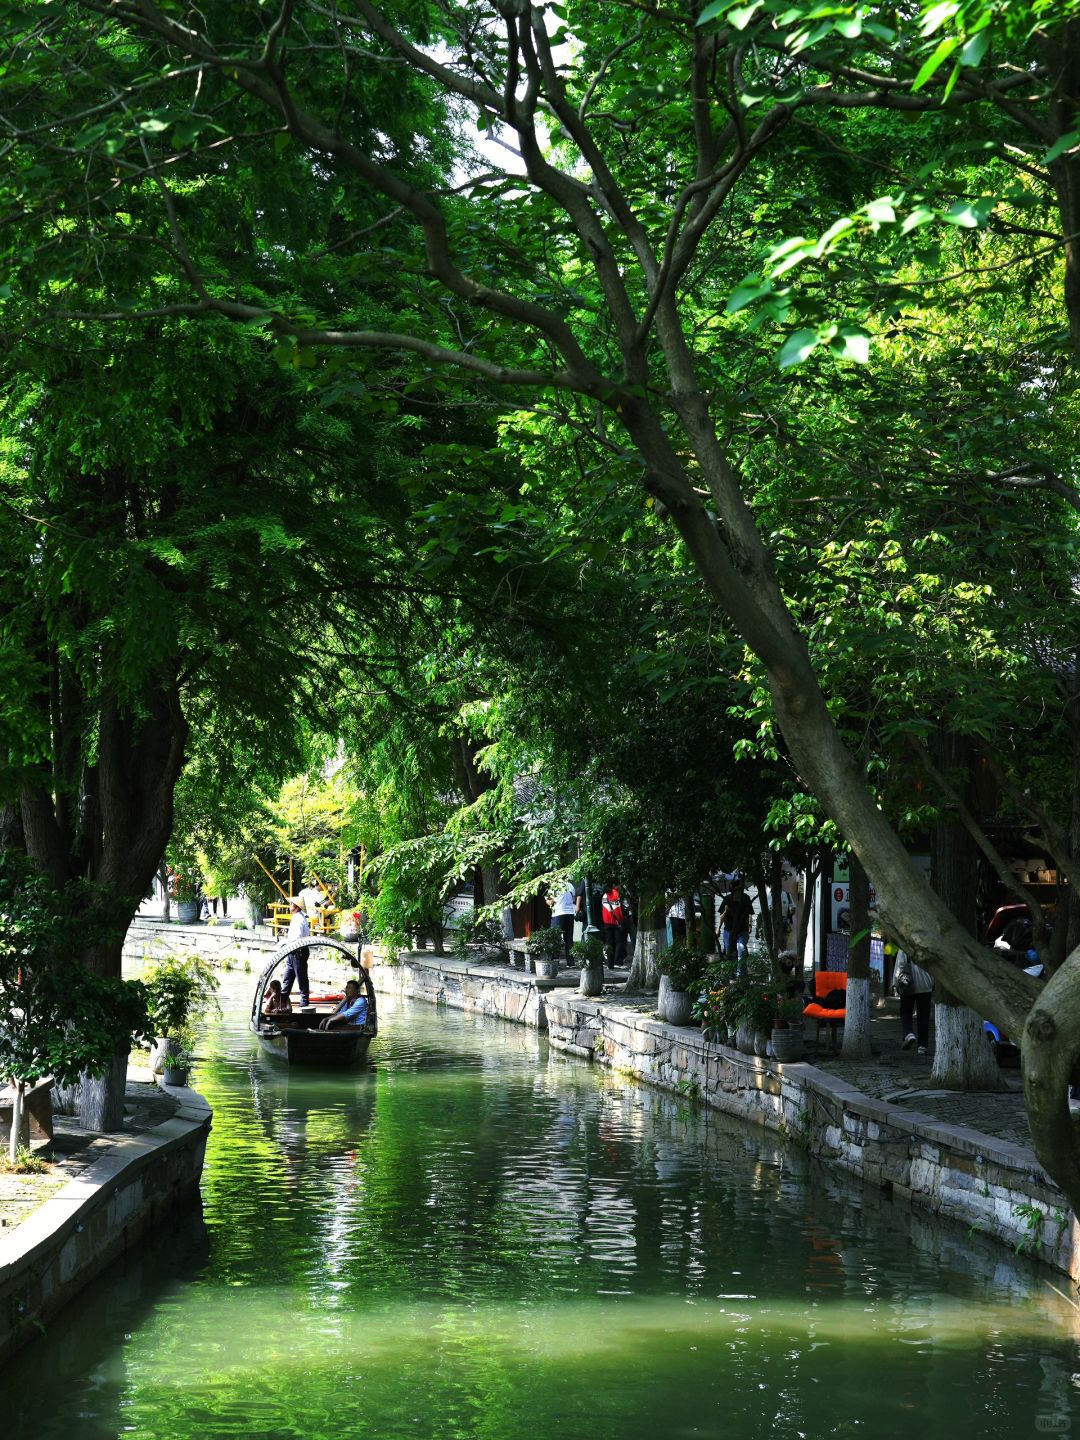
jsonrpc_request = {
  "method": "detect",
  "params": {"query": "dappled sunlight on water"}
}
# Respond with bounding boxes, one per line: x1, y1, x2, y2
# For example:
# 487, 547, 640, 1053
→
3, 970, 1079, 1439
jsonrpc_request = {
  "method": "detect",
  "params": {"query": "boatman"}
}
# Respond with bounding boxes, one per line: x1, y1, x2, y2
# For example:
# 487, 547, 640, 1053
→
319, 979, 368, 1030
281, 899, 311, 1007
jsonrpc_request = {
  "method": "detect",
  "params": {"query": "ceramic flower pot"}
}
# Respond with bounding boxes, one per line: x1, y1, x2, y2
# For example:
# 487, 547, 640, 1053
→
736, 1024, 755, 1055
770, 1026, 804, 1063
163, 1066, 189, 1087
579, 960, 605, 997
663, 987, 694, 1026
176, 899, 200, 925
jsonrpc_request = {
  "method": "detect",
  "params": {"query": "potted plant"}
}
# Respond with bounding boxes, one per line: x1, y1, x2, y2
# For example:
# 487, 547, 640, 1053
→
692, 959, 738, 1042
573, 933, 606, 997
171, 869, 201, 925
526, 926, 564, 984
658, 941, 708, 1025
163, 1040, 194, 1087
749, 986, 780, 1056
770, 994, 805, 1063
721, 979, 757, 1054
144, 955, 218, 1073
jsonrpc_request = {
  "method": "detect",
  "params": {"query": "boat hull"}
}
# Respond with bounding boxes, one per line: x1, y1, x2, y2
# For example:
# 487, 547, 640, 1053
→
254, 1024, 373, 1067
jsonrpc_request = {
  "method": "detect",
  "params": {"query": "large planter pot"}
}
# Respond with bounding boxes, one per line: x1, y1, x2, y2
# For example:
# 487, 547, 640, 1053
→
533, 957, 560, 986
148, 1036, 179, 1075
770, 1026, 804, 1063
176, 899, 200, 925
244, 896, 264, 930
579, 961, 605, 998
163, 1065, 189, 1087
736, 1024, 755, 1055
662, 984, 694, 1027
754, 1030, 769, 1058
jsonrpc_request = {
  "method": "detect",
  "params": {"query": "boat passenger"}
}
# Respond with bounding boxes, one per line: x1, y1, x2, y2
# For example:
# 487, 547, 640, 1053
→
263, 979, 292, 1018
319, 979, 368, 1030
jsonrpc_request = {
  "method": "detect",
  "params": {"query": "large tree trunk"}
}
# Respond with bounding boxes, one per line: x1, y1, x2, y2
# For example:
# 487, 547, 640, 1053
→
929, 735, 1005, 1091
842, 852, 872, 1059
52, 1045, 129, 1132
624, 891, 664, 994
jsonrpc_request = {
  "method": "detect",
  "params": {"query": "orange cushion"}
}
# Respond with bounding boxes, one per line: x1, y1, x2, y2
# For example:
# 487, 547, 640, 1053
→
804, 1003, 846, 1020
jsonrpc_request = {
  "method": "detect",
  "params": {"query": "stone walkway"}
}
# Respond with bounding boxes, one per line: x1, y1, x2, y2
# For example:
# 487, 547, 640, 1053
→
0, 1072, 179, 1236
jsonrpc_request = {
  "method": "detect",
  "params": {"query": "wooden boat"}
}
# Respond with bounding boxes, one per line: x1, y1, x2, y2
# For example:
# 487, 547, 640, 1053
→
250, 937, 378, 1067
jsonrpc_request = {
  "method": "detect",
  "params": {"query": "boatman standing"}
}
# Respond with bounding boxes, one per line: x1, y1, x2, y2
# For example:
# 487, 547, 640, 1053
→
281, 899, 311, 1007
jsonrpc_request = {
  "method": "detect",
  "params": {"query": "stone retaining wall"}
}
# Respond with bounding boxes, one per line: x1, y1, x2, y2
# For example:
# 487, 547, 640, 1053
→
373, 953, 550, 1030
542, 991, 1080, 1284
0, 1079, 212, 1365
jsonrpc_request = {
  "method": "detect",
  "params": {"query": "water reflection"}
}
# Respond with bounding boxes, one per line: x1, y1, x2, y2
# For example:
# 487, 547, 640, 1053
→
2, 975, 1078, 1440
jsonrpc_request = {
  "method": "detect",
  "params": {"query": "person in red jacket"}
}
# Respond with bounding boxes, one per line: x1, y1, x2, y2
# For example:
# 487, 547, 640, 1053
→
601, 886, 631, 969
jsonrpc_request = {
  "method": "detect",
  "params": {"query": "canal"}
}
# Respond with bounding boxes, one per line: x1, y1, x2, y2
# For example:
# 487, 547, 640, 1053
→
3, 972, 1078, 1439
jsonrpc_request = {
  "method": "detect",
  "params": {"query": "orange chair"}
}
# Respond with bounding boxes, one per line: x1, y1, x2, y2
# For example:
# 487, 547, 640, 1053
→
803, 970, 848, 1049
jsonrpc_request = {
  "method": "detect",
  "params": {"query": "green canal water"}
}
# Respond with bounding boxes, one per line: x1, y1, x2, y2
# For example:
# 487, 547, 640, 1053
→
3, 972, 1079, 1439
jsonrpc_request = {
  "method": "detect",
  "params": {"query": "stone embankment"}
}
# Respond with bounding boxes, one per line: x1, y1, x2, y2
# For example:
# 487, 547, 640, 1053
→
0, 1071, 211, 1364
123, 920, 1080, 1286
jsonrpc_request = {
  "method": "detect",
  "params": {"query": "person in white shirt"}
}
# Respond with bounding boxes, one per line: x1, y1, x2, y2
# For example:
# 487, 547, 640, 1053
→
282, 900, 311, 1006
668, 896, 687, 942
550, 884, 576, 964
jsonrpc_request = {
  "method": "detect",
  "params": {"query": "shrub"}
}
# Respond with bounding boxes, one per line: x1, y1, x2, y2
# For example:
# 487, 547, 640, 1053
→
658, 940, 709, 992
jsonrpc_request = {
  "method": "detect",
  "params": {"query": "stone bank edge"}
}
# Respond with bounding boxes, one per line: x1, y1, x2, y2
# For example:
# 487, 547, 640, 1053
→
0, 1077, 212, 1365
377, 951, 1080, 1285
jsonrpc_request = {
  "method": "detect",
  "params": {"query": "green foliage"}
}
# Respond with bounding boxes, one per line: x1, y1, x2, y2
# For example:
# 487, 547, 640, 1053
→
525, 926, 564, 962
0, 853, 150, 1089
658, 941, 710, 993
142, 955, 218, 1039
572, 934, 606, 970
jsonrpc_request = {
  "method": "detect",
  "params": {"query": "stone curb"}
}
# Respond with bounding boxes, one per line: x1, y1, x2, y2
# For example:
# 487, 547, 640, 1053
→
0, 1074, 212, 1365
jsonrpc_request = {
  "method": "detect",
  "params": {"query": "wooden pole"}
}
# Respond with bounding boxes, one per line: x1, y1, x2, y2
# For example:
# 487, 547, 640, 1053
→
254, 855, 290, 902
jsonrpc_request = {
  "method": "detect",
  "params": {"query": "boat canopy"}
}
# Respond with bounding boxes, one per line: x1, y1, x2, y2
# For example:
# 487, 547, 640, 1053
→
251, 937, 378, 1035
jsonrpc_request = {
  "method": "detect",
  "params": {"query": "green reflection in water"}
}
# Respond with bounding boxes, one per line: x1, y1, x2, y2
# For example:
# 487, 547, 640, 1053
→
3, 974, 1079, 1440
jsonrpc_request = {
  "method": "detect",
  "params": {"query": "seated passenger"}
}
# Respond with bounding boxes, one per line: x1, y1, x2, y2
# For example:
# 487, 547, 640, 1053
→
319, 979, 368, 1030
263, 979, 292, 1017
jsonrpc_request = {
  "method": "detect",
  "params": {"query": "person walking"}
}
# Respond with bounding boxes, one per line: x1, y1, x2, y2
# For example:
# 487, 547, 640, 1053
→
894, 949, 933, 1055
281, 899, 311, 1008
668, 895, 687, 943
550, 884, 576, 964
716, 875, 755, 977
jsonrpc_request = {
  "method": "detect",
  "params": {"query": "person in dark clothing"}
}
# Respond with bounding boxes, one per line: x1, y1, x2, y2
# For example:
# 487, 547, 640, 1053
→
716, 877, 755, 978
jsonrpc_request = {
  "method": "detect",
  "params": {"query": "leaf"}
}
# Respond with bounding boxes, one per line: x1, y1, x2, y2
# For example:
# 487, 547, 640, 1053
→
696, 0, 734, 23
728, 2, 763, 30
864, 198, 896, 225
901, 204, 935, 233
959, 30, 990, 68
777, 328, 820, 368
943, 198, 990, 227
1044, 130, 1080, 165
273, 131, 292, 153
911, 36, 960, 92
920, 1, 959, 37
726, 282, 772, 313
831, 327, 871, 363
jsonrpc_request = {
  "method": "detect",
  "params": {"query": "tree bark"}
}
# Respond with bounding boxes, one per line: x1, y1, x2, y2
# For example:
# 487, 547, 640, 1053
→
624, 892, 664, 993
842, 852, 872, 1059
929, 734, 1005, 1090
